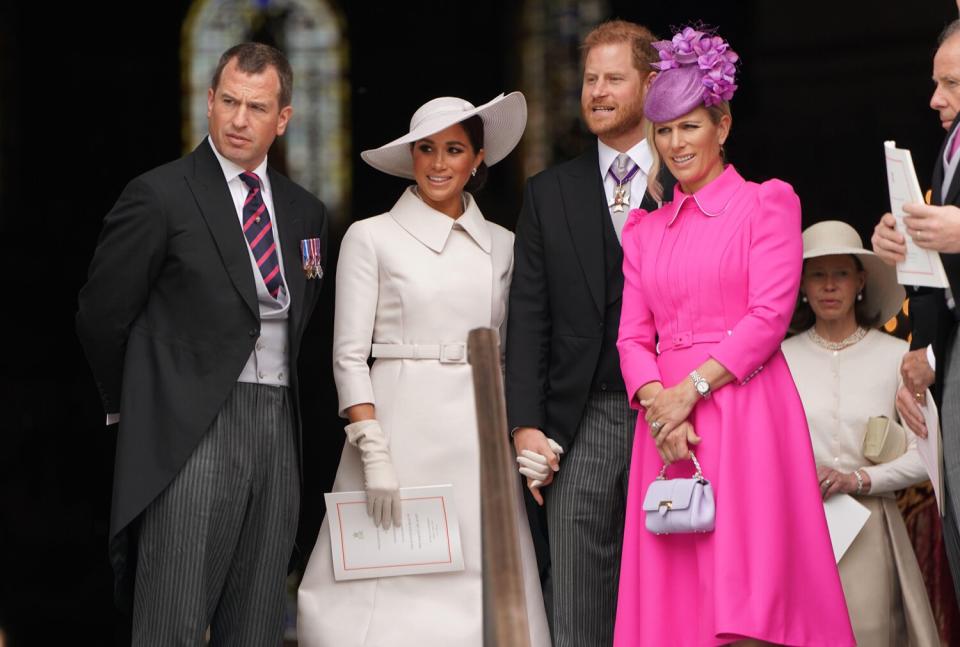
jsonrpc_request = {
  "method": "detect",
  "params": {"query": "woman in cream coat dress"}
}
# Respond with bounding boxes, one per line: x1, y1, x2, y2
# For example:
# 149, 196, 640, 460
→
298, 92, 550, 647
782, 220, 938, 646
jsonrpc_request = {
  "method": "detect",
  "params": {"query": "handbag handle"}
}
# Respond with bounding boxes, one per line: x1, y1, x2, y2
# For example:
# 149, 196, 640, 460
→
656, 451, 706, 482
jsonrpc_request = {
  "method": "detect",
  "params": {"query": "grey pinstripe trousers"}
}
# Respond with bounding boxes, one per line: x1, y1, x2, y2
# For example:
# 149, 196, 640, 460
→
545, 392, 636, 647
132, 382, 299, 647
940, 329, 960, 599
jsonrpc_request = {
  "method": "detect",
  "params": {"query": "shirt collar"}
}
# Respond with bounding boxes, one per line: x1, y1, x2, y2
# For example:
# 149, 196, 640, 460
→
667, 164, 744, 226
597, 138, 653, 178
207, 136, 271, 194
390, 186, 491, 254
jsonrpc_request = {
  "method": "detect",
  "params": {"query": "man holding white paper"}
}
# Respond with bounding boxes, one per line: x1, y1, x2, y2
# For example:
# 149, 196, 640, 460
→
872, 18, 960, 598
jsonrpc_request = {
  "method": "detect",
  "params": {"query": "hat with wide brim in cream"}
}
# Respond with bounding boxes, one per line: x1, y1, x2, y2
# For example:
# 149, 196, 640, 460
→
801, 220, 905, 325
360, 91, 527, 179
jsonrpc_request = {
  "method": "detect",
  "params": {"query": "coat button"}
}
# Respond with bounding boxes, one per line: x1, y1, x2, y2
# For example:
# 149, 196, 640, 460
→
249, 328, 259, 338
600, 383, 608, 391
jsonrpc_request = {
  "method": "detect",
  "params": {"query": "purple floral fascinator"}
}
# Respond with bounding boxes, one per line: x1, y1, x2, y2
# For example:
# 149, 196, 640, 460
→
644, 26, 739, 123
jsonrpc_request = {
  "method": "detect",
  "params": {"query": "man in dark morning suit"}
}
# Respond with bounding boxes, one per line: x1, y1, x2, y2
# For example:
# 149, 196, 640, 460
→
872, 19, 960, 599
506, 21, 673, 646
76, 43, 328, 645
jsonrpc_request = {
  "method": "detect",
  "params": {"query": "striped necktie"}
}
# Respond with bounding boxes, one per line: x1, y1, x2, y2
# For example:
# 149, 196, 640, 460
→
239, 171, 283, 299
949, 130, 960, 163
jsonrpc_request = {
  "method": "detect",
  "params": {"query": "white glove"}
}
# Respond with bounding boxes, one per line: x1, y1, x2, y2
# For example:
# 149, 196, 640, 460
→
345, 419, 402, 529
516, 438, 565, 487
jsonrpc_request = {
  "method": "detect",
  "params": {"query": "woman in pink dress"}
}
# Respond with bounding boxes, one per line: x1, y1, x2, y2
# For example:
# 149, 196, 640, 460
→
614, 28, 855, 646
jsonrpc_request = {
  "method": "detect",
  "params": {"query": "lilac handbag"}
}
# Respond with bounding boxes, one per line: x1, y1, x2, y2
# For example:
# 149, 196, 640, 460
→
642, 452, 715, 535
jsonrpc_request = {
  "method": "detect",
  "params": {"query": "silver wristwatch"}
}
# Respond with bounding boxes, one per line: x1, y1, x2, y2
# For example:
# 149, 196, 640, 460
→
689, 370, 711, 399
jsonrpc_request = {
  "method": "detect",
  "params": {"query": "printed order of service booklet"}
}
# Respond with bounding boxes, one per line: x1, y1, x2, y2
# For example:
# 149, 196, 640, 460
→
884, 140, 950, 289
325, 484, 465, 581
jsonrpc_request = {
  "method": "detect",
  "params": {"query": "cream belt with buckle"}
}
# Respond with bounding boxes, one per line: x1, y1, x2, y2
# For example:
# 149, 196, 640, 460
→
371, 342, 468, 364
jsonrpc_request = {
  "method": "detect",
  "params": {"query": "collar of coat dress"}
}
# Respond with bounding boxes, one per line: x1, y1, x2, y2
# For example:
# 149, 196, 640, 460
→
390, 186, 492, 254
666, 164, 744, 226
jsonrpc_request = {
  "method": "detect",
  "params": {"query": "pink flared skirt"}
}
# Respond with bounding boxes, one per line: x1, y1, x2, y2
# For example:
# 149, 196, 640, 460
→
614, 344, 855, 646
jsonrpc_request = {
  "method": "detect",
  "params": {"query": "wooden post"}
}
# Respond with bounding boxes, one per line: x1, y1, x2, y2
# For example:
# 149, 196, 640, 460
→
468, 327, 531, 647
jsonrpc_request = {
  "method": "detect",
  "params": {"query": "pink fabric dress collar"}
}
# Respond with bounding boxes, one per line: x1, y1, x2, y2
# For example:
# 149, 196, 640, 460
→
667, 164, 745, 226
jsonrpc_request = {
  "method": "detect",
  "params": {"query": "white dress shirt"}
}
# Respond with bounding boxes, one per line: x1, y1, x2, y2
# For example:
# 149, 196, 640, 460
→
106, 139, 294, 424
208, 137, 291, 387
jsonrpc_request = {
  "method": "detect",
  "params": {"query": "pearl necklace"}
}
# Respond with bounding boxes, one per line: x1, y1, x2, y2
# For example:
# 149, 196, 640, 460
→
807, 326, 867, 351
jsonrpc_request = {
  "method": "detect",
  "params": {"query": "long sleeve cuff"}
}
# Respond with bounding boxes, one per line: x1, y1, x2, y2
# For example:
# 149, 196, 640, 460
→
860, 449, 928, 495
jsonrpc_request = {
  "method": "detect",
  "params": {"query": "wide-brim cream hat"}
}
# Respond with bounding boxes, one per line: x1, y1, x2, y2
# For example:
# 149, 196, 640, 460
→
360, 91, 527, 179
801, 220, 905, 325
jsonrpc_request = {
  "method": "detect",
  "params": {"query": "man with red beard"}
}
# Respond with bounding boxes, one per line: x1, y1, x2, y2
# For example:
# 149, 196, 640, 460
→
506, 20, 672, 646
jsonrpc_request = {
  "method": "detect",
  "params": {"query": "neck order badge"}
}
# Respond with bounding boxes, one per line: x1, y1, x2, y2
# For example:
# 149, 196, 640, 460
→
608, 155, 640, 213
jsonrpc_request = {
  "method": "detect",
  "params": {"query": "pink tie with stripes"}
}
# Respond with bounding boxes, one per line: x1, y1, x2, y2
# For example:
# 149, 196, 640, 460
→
950, 131, 960, 163
239, 171, 283, 299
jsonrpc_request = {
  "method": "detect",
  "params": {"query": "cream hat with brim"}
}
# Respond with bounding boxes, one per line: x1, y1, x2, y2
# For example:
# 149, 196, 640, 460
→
360, 91, 527, 179
801, 220, 905, 325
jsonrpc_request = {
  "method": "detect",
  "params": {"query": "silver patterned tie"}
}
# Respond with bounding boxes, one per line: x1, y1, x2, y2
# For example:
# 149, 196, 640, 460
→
608, 153, 637, 243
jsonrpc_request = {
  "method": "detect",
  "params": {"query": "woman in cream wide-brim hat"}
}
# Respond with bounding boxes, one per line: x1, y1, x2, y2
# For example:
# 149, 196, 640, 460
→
782, 220, 937, 646
297, 91, 551, 647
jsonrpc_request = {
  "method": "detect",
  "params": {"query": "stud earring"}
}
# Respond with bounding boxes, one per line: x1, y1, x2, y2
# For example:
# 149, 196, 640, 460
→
471, 168, 477, 177
857, 292, 863, 302
801, 295, 808, 303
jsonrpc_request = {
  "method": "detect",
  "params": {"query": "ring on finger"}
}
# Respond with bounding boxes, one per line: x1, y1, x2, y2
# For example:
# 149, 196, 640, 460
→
823, 478, 832, 487
915, 392, 923, 402
650, 421, 664, 434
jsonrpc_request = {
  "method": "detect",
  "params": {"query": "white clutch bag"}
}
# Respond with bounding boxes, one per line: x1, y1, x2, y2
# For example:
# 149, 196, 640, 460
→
862, 415, 907, 464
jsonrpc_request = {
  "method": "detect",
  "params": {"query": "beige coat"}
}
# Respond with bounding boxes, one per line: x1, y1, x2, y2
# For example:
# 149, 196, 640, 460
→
298, 187, 550, 646
782, 329, 938, 646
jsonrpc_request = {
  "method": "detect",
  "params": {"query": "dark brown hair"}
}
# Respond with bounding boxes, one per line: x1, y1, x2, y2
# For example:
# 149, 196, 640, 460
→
409, 115, 488, 193
459, 115, 488, 193
791, 255, 882, 331
581, 20, 659, 75
211, 42, 294, 108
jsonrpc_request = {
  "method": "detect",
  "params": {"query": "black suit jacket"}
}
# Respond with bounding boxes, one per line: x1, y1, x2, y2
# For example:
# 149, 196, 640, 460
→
910, 119, 960, 408
76, 139, 328, 599
505, 145, 671, 450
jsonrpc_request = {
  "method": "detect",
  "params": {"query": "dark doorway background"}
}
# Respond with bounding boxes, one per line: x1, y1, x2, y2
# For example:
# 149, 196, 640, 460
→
1, 1, 957, 644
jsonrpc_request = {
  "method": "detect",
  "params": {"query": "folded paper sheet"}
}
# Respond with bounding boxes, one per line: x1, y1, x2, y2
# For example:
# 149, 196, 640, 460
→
884, 141, 950, 288
915, 395, 945, 516
823, 494, 871, 563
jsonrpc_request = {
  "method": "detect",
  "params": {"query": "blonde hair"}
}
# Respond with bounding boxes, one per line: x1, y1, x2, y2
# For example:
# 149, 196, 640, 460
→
645, 102, 732, 202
